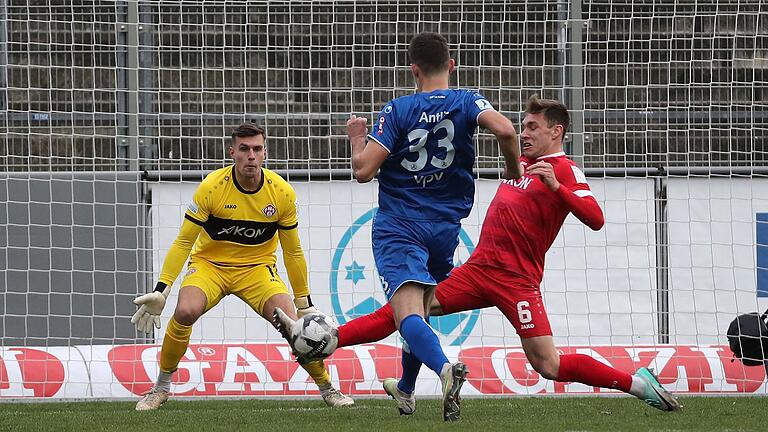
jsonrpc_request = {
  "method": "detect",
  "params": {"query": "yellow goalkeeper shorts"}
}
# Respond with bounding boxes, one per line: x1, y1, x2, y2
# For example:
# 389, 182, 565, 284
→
180, 259, 290, 316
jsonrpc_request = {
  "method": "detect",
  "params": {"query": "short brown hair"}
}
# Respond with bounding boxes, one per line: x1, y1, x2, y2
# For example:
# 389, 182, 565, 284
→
408, 32, 450, 76
524, 94, 570, 132
230, 122, 266, 144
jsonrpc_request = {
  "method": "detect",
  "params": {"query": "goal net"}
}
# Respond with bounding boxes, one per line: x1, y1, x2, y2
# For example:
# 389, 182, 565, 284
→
1, 0, 766, 398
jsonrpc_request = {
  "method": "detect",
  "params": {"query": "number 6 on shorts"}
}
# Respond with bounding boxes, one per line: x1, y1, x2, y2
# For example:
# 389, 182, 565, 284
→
517, 301, 532, 324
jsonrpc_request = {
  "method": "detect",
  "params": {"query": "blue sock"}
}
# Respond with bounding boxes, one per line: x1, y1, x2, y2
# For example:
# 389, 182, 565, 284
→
399, 314, 449, 376
397, 341, 421, 395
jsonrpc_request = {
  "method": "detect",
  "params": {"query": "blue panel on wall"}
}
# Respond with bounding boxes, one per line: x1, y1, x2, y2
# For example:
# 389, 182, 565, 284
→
758, 213, 768, 297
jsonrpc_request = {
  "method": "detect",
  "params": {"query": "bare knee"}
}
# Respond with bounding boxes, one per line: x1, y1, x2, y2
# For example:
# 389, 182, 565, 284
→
521, 336, 560, 381
262, 294, 296, 321
173, 286, 208, 326
529, 356, 560, 381
173, 304, 203, 326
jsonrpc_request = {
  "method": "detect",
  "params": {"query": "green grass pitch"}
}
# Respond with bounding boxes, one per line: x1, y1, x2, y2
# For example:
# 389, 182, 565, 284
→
0, 396, 763, 432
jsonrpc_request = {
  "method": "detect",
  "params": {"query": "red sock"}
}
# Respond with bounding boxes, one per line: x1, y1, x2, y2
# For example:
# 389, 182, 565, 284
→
557, 354, 632, 392
337, 303, 397, 348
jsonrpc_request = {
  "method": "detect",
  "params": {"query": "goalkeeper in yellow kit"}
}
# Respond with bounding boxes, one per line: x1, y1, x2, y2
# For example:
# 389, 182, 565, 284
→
131, 123, 354, 410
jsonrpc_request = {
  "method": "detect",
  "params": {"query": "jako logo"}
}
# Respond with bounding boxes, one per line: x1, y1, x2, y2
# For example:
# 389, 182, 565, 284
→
329, 208, 480, 345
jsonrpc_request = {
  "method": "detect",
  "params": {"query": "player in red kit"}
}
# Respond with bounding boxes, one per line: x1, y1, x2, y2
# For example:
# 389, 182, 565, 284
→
286, 95, 681, 414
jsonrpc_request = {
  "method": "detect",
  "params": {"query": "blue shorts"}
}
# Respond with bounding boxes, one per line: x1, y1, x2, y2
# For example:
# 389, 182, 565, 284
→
372, 211, 461, 300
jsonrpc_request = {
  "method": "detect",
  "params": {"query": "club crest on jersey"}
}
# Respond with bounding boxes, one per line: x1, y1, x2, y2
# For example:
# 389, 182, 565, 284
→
263, 204, 276, 217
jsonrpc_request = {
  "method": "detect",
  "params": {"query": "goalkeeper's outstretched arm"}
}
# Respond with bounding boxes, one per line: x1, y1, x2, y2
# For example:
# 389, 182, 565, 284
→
155, 218, 202, 288
279, 225, 319, 317
131, 218, 202, 333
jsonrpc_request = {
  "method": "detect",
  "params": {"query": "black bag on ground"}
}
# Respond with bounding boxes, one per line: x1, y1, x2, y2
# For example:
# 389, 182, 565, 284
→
727, 311, 768, 366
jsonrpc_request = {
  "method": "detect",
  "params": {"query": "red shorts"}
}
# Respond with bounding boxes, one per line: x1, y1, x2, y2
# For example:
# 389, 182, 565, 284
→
435, 261, 552, 338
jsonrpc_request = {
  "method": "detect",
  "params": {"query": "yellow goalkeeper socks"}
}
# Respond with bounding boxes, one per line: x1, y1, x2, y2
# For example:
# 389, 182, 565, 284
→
158, 318, 331, 390
302, 360, 331, 387
159, 317, 193, 374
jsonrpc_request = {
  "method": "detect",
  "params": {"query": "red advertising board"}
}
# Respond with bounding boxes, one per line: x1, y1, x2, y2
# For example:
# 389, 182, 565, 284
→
1, 344, 765, 398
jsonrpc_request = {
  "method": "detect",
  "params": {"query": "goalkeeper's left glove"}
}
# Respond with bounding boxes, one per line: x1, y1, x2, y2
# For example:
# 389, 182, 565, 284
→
294, 295, 319, 318
131, 283, 170, 334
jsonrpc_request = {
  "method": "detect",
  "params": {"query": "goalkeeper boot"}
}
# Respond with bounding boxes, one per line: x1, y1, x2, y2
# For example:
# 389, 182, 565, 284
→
272, 307, 296, 342
320, 386, 355, 407
634, 367, 681, 411
383, 378, 416, 415
272, 307, 317, 363
440, 361, 468, 422
135, 388, 169, 411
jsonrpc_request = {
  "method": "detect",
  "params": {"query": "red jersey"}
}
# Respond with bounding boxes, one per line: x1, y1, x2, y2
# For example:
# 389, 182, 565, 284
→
468, 152, 604, 285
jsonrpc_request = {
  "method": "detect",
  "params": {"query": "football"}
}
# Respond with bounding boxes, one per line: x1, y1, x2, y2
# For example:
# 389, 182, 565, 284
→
290, 312, 339, 360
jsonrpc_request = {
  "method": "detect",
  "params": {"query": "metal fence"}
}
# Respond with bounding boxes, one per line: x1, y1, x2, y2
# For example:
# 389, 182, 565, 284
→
1, 0, 766, 172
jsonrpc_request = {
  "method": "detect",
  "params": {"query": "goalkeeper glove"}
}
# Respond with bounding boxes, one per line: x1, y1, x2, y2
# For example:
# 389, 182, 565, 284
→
131, 283, 170, 334
294, 295, 319, 318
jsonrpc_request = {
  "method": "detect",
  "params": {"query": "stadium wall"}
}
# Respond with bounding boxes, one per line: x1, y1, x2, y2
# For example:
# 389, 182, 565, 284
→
150, 178, 768, 348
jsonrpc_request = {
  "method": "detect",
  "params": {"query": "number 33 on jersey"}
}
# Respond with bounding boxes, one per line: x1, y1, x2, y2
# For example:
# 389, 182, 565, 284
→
367, 89, 494, 222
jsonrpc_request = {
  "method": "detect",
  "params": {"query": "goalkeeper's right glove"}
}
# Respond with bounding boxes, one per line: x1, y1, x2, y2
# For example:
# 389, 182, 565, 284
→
294, 295, 319, 318
131, 283, 170, 334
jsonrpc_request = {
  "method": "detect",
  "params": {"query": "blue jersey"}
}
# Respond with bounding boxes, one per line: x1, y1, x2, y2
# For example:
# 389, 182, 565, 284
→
367, 89, 494, 221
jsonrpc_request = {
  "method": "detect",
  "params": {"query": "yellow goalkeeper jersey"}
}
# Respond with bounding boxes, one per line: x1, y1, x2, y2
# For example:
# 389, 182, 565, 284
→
156, 165, 309, 298
184, 166, 298, 265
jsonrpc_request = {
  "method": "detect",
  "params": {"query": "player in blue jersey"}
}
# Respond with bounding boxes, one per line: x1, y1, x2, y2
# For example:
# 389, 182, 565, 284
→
347, 32, 522, 421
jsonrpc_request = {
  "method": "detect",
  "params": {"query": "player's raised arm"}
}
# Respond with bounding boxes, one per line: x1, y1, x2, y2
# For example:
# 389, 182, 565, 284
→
478, 109, 522, 179
569, 193, 605, 231
527, 160, 605, 231
348, 114, 389, 183
521, 94, 603, 231
554, 178, 604, 231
